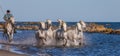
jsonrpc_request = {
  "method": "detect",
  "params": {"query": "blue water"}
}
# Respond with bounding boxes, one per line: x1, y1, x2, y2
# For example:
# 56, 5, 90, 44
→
14, 22, 120, 30
0, 22, 120, 56
94, 22, 120, 30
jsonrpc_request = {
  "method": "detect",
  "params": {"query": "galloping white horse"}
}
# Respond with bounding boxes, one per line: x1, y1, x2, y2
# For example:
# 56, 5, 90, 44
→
55, 20, 67, 46
3, 17, 14, 43
35, 20, 56, 46
46, 19, 53, 39
66, 22, 84, 47
44, 19, 56, 46
35, 22, 46, 46
75, 22, 84, 45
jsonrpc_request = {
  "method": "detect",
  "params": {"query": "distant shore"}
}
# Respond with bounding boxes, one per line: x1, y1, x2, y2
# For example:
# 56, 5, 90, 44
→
0, 22, 119, 34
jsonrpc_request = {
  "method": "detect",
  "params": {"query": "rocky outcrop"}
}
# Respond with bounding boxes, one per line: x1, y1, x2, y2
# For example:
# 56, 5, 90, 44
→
86, 23, 106, 32
109, 30, 120, 34
85, 23, 120, 34
16, 25, 39, 30
0, 22, 120, 34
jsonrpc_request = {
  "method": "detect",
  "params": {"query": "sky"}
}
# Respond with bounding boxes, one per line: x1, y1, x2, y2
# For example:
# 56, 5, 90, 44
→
0, 0, 120, 22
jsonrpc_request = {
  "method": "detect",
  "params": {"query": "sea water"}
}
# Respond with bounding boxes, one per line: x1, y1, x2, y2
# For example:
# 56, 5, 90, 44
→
0, 22, 120, 56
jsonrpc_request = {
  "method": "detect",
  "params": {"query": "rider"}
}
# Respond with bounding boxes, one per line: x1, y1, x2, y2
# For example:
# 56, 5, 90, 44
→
3, 10, 16, 33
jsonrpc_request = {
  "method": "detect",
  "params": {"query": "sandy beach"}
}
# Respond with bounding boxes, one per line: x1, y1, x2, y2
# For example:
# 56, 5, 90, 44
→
0, 49, 28, 56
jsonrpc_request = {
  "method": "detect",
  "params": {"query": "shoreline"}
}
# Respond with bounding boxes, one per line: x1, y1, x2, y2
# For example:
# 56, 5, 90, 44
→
0, 49, 27, 56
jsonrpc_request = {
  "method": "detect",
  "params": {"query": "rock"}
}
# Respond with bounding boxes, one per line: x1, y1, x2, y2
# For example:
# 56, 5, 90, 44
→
116, 29, 120, 31
86, 23, 106, 32
110, 30, 120, 34
85, 23, 120, 34
16, 26, 39, 30
102, 28, 112, 34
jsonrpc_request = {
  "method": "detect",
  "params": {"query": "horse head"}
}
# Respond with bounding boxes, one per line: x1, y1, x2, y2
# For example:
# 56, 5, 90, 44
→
79, 20, 86, 28
76, 22, 82, 32
46, 19, 52, 30
39, 22, 46, 30
57, 19, 63, 28
62, 21, 67, 32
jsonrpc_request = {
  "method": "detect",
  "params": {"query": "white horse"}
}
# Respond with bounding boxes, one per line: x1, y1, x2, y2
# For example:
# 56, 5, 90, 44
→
79, 20, 86, 29
43, 19, 56, 46
66, 22, 84, 47
75, 22, 84, 45
35, 22, 46, 46
3, 17, 14, 43
56, 19, 83, 47
46, 19, 53, 39
35, 20, 56, 46
55, 20, 67, 46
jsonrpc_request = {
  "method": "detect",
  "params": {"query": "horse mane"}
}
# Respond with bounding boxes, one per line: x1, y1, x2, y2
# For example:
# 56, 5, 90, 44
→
79, 20, 86, 28
76, 22, 82, 31
46, 19, 52, 30
62, 22, 67, 32
40, 22, 46, 30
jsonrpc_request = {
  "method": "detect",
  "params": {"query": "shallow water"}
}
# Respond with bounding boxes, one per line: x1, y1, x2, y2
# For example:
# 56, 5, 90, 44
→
0, 30, 120, 56
0, 22, 120, 56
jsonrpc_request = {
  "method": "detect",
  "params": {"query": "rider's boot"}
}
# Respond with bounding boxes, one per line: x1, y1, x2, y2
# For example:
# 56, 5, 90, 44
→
3, 24, 7, 34
12, 24, 17, 33
14, 28, 17, 33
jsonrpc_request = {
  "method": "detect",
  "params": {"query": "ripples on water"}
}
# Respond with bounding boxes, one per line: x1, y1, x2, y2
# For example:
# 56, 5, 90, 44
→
0, 30, 120, 56
0, 22, 120, 56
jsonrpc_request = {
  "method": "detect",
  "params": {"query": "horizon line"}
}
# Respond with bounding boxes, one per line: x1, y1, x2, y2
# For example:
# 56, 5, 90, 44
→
0, 19, 119, 22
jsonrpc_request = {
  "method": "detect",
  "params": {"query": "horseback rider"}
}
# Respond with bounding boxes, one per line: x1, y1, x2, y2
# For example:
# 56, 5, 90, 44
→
3, 10, 16, 33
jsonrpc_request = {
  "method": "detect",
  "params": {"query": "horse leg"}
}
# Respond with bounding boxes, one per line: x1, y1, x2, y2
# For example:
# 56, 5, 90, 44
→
3, 28, 8, 41
80, 32, 84, 46
79, 36, 84, 46
8, 33, 13, 43
63, 39, 67, 47
8, 35, 11, 43
10, 32, 13, 43
2, 33, 7, 40
6, 32, 10, 43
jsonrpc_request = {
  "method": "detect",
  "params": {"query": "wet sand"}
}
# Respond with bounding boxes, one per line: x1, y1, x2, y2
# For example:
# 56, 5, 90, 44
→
0, 49, 28, 56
